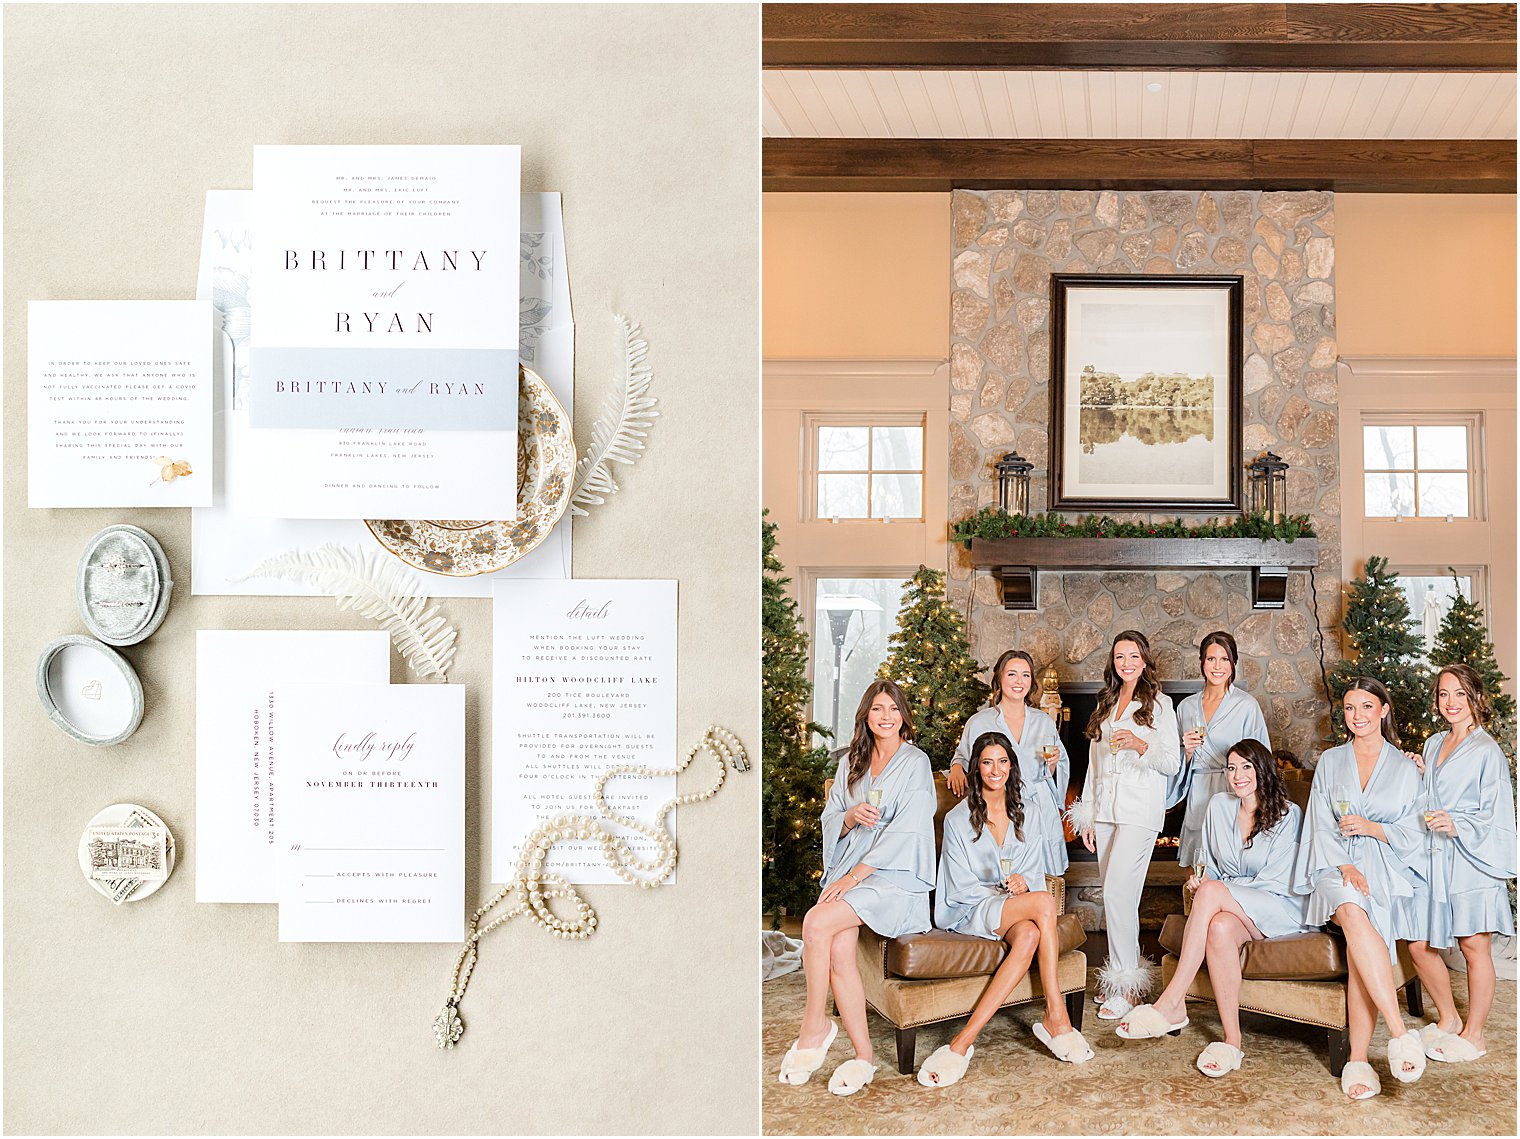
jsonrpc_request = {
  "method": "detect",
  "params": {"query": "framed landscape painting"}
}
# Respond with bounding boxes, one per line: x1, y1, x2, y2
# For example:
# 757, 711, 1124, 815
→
1049, 274, 1244, 513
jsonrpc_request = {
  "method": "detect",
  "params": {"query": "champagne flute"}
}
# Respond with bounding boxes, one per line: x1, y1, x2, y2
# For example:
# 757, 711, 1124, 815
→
1039, 743, 1059, 779
867, 788, 884, 809
998, 855, 1017, 892
1423, 789, 1440, 833
1332, 784, 1354, 820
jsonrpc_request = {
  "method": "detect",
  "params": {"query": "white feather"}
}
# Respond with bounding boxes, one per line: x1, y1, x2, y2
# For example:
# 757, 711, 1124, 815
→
569, 314, 660, 518
1097, 956, 1157, 1003
230, 545, 458, 681
1065, 797, 1096, 832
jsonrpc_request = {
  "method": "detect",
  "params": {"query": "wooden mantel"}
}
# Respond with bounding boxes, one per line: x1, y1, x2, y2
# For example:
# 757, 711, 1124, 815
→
968, 536, 1320, 610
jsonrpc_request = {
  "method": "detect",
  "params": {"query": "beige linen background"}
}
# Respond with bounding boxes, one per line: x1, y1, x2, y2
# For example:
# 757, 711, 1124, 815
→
4, 5, 759, 1134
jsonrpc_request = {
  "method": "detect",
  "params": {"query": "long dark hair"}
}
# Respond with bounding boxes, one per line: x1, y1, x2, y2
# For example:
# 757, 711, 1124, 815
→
966, 731, 1024, 844
1198, 630, 1238, 686
1432, 663, 1493, 727
1340, 676, 1401, 747
1086, 630, 1161, 739
1228, 739, 1289, 848
847, 678, 915, 790
988, 649, 1039, 709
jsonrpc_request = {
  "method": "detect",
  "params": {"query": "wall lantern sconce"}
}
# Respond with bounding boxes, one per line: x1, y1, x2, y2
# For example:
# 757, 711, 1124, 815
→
995, 451, 1034, 516
1247, 450, 1289, 523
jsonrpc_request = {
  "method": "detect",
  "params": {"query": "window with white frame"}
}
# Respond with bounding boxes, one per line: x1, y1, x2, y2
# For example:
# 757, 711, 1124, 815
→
806, 415, 925, 522
1362, 413, 1483, 519
1393, 567, 1487, 659
808, 574, 910, 749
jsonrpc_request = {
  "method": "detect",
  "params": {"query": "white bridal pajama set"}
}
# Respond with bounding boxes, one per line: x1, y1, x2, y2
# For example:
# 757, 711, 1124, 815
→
1199, 791, 1310, 938
819, 743, 937, 938
951, 705, 1072, 874
1171, 686, 1273, 866
1292, 740, 1424, 962
1393, 728, 1517, 948
934, 797, 1058, 938
1076, 693, 1181, 1002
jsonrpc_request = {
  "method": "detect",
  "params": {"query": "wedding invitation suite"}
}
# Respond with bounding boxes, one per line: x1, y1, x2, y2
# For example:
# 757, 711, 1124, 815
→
194, 630, 390, 903
28, 300, 213, 508
277, 684, 464, 943
190, 190, 573, 592
491, 580, 677, 885
251, 144, 520, 432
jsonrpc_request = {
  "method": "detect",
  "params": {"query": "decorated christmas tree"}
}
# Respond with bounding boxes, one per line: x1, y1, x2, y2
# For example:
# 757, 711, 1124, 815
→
1431, 576, 1517, 760
761, 514, 835, 924
877, 565, 987, 768
1328, 555, 1436, 746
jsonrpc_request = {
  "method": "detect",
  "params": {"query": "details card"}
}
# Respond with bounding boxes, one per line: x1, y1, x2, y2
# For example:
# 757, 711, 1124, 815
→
28, 300, 213, 508
251, 144, 520, 431
278, 683, 465, 943
194, 630, 390, 903
491, 580, 677, 885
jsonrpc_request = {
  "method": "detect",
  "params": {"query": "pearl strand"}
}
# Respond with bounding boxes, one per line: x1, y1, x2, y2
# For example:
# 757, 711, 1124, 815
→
433, 725, 748, 1049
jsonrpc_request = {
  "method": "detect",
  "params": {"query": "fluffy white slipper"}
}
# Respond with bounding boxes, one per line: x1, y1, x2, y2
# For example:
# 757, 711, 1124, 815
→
1387, 1031, 1427, 1083
828, 1057, 878, 1097
1033, 1021, 1094, 1064
1097, 996, 1134, 1021
1196, 1041, 1244, 1077
1341, 1059, 1381, 1100
777, 1020, 837, 1085
1115, 1003, 1189, 1039
916, 1043, 973, 1087
1428, 1034, 1487, 1063
1418, 1022, 1455, 1051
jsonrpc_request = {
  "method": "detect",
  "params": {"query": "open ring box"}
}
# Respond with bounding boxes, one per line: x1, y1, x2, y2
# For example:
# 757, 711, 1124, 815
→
36, 525, 173, 746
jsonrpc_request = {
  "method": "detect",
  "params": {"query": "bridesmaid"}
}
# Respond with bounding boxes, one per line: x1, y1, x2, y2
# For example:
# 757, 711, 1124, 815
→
778, 679, 936, 1097
1067, 630, 1181, 1019
1395, 663, 1517, 1063
1172, 632, 1272, 867
1292, 678, 1427, 1100
1116, 739, 1308, 1077
950, 649, 1071, 874
919, 731, 1093, 1088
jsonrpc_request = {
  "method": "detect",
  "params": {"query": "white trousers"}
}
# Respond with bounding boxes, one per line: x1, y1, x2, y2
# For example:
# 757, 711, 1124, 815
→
1094, 821, 1158, 983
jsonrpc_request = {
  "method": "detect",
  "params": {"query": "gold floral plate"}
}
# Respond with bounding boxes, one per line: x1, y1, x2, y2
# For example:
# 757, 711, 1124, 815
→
365, 366, 574, 576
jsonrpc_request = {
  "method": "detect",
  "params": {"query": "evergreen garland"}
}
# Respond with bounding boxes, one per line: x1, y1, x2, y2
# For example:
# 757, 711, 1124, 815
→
876, 566, 987, 768
1327, 555, 1437, 746
760, 513, 834, 924
951, 507, 1316, 545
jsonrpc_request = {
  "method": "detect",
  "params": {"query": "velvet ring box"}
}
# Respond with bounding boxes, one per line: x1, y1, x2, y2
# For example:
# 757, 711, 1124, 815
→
36, 635, 145, 746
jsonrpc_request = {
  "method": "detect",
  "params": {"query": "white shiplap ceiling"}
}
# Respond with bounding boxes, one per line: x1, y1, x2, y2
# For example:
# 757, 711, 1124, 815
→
763, 70, 1518, 140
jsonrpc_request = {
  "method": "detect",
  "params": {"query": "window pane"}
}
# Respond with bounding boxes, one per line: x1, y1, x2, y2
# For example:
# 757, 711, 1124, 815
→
1416, 425, 1469, 470
1417, 473, 1470, 517
871, 474, 923, 519
1395, 575, 1473, 655
818, 426, 868, 471
871, 426, 923, 471
812, 577, 909, 748
817, 473, 869, 518
1363, 425, 1414, 471
1364, 472, 1414, 517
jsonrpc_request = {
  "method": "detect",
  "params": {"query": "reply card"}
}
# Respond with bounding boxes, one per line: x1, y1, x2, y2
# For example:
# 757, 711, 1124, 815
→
491, 580, 677, 885
194, 630, 391, 903
251, 144, 519, 431
28, 300, 213, 508
278, 683, 464, 942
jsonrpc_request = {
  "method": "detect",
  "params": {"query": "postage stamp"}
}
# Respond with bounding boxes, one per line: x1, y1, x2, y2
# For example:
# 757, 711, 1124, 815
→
86, 825, 169, 882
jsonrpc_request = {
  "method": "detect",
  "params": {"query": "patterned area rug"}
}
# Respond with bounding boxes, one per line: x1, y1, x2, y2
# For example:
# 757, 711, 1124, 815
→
762, 964, 1516, 1134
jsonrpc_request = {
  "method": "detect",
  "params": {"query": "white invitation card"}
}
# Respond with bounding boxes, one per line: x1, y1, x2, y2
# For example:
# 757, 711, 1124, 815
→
28, 300, 213, 508
491, 580, 677, 885
190, 190, 573, 592
277, 683, 465, 943
251, 144, 520, 432
195, 630, 391, 903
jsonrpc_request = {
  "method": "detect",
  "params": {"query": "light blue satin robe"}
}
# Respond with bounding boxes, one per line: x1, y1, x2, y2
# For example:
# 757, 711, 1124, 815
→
952, 705, 1071, 873
1393, 728, 1517, 947
1171, 686, 1272, 865
820, 742, 936, 938
1292, 740, 1425, 962
1199, 791, 1309, 938
934, 798, 1054, 939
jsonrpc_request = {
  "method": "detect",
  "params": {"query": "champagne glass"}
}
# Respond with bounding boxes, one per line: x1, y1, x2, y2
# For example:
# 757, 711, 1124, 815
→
867, 788, 884, 809
1332, 785, 1354, 820
998, 855, 1017, 892
1039, 744, 1059, 779
1422, 789, 1440, 833
1192, 859, 1208, 883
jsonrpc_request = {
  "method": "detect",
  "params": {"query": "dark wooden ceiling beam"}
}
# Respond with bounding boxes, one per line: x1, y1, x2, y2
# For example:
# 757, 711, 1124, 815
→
763, 4, 1518, 71
763, 137, 1517, 193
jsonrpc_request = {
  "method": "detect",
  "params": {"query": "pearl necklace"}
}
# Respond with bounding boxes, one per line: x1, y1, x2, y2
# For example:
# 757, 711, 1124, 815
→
433, 725, 749, 1049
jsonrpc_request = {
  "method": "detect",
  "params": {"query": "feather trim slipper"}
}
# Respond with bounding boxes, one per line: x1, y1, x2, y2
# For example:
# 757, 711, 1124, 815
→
1387, 1031, 1427, 1083
777, 1020, 837, 1085
1115, 1003, 1189, 1039
1341, 1060, 1381, 1100
1427, 1034, 1486, 1063
828, 1057, 878, 1097
1033, 1021, 1094, 1064
916, 1044, 973, 1087
1196, 1041, 1243, 1077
